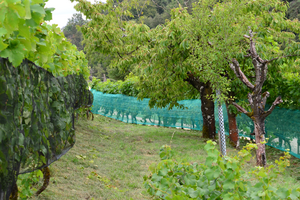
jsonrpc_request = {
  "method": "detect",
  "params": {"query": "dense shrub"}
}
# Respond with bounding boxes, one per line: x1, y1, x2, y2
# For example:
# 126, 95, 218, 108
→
144, 141, 300, 199
91, 76, 140, 97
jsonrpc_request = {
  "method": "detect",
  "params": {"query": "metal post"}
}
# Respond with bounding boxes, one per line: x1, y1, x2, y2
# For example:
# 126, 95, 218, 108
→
216, 89, 226, 156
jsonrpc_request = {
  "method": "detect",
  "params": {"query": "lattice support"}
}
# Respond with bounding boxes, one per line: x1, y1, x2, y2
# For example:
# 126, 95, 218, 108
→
216, 90, 226, 156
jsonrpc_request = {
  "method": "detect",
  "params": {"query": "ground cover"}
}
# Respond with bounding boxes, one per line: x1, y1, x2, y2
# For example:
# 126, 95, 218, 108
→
28, 115, 300, 200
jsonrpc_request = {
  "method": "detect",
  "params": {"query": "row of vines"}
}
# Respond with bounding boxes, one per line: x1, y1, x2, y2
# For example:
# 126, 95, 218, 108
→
0, 0, 91, 199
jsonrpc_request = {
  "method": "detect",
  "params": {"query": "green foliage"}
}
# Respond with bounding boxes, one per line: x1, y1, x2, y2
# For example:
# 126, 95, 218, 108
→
17, 170, 44, 200
62, 13, 86, 51
0, 58, 92, 196
0, 1, 93, 197
144, 141, 300, 199
92, 76, 140, 97
73, 0, 300, 108
287, 0, 300, 21
0, 0, 90, 79
159, 145, 174, 160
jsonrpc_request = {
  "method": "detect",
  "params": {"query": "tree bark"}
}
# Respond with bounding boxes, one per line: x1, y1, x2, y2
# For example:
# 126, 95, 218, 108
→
185, 74, 216, 139
225, 100, 239, 148
230, 29, 283, 166
254, 119, 267, 166
200, 82, 216, 139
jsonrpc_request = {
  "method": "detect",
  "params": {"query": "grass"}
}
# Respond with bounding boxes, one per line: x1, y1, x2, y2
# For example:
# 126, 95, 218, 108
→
27, 114, 300, 200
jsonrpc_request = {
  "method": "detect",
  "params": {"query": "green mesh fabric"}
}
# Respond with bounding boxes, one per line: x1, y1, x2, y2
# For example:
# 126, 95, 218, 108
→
0, 58, 93, 200
91, 89, 300, 159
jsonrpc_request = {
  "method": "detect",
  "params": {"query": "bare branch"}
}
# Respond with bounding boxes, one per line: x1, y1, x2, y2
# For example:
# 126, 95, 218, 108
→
262, 91, 270, 108
262, 96, 283, 119
151, 0, 166, 12
137, 0, 148, 19
104, 34, 123, 59
244, 28, 267, 86
247, 93, 253, 105
248, 28, 258, 58
230, 59, 255, 90
184, 0, 190, 7
232, 102, 249, 115
261, 63, 268, 84
265, 54, 300, 63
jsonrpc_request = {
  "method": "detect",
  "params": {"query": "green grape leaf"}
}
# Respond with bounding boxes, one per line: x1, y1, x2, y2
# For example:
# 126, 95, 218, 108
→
4, 11, 19, 33
30, 4, 45, 15
30, 0, 44, 4
0, 27, 8, 36
23, 0, 31, 19
6, 0, 21, 3
19, 39, 32, 51
44, 8, 55, 21
0, 42, 26, 66
18, 20, 30, 38
0, 40, 8, 51
25, 18, 38, 28
223, 179, 235, 190
0, 6, 8, 23
8, 3, 25, 18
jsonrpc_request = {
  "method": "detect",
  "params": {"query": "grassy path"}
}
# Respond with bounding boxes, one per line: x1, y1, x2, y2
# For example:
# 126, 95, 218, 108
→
32, 115, 300, 200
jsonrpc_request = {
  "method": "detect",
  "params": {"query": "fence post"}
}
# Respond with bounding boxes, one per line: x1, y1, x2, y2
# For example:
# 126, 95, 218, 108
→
216, 89, 226, 156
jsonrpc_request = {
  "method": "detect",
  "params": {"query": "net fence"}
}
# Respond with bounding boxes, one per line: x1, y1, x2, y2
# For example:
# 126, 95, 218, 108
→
91, 89, 300, 159
0, 58, 93, 200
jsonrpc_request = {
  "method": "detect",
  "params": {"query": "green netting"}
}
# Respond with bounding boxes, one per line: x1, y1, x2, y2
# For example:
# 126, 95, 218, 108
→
0, 58, 92, 200
91, 89, 300, 159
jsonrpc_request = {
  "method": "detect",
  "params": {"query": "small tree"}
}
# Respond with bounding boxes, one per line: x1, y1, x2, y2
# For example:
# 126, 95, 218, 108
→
230, 29, 300, 166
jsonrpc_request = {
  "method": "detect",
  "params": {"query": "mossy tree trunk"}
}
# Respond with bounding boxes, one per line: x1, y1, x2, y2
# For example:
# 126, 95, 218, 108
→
230, 29, 283, 166
185, 74, 216, 139
200, 82, 216, 139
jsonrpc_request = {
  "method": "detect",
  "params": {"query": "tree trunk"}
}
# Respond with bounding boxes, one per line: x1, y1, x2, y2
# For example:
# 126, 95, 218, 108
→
184, 74, 216, 139
253, 119, 267, 166
200, 82, 216, 139
225, 100, 239, 148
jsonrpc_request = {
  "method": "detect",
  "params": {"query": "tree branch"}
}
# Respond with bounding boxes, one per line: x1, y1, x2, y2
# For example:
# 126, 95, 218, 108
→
245, 28, 267, 86
104, 33, 123, 59
247, 93, 253, 105
262, 91, 270, 108
184, 72, 205, 92
232, 102, 250, 115
229, 59, 255, 90
265, 54, 300, 63
262, 96, 283, 119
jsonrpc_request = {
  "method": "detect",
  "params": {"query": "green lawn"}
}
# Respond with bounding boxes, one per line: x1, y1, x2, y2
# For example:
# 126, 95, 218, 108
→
29, 114, 300, 200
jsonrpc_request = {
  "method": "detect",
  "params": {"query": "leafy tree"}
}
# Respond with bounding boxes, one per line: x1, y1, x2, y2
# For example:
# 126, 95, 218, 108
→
62, 13, 86, 51
287, 0, 300, 21
129, 0, 198, 28
71, 0, 218, 139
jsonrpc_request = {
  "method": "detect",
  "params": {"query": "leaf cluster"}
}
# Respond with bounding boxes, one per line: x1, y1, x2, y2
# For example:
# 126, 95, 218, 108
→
91, 76, 140, 97
73, 0, 300, 110
144, 141, 300, 199
0, 58, 92, 195
0, 0, 90, 79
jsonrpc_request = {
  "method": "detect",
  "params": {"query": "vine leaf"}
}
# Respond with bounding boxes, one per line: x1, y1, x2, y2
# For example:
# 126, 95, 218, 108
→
0, 40, 8, 51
